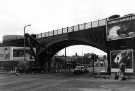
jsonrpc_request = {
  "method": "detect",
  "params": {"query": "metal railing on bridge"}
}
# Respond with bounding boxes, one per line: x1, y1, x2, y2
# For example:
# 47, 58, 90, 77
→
36, 19, 107, 39
36, 14, 135, 39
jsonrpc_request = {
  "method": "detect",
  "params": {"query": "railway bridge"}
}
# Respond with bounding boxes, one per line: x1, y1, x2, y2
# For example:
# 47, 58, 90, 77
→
3, 15, 135, 73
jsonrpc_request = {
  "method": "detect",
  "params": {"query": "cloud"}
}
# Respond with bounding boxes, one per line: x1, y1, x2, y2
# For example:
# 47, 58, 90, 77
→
58, 45, 107, 56
0, 0, 134, 55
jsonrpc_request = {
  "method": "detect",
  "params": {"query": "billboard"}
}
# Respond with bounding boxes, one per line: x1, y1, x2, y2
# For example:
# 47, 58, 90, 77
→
106, 16, 135, 41
110, 49, 133, 72
0, 47, 11, 61
13, 47, 36, 61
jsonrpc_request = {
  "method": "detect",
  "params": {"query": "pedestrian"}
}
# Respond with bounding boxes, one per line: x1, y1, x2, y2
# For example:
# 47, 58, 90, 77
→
119, 62, 125, 80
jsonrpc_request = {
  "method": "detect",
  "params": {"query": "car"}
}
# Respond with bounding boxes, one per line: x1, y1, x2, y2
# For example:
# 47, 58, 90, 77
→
73, 66, 89, 74
124, 13, 135, 17
108, 14, 120, 20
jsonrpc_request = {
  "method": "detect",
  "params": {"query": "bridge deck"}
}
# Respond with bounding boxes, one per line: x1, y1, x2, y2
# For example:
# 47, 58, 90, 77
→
36, 15, 135, 39
36, 19, 107, 39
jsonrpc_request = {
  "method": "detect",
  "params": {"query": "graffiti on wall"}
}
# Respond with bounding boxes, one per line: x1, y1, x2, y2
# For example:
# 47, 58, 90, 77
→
110, 49, 133, 72
0, 47, 10, 61
106, 17, 135, 41
13, 47, 35, 61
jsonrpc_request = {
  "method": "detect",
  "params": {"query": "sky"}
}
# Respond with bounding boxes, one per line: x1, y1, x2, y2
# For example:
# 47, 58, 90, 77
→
0, 0, 135, 55
57, 45, 107, 56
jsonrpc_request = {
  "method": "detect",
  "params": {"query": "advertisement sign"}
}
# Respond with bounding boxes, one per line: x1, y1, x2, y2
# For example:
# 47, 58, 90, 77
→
13, 47, 36, 61
0, 47, 11, 61
106, 16, 135, 41
110, 49, 133, 72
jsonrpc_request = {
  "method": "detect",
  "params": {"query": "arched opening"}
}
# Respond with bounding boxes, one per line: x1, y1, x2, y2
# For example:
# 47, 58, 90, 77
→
49, 45, 108, 73
57, 45, 107, 56
38, 38, 108, 73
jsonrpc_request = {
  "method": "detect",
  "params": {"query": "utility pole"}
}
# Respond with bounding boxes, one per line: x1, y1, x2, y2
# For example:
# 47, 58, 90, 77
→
65, 47, 67, 58
90, 54, 95, 73
82, 48, 83, 65
24, 24, 31, 62
65, 47, 67, 72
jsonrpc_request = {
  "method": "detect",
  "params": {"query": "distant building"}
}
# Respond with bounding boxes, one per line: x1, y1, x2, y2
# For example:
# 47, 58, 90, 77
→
0, 43, 3, 47
2, 35, 24, 47
0, 35, 36, 72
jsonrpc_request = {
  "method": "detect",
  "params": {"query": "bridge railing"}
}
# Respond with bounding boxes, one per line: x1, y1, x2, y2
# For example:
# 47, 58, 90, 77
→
36, 19, 107, 39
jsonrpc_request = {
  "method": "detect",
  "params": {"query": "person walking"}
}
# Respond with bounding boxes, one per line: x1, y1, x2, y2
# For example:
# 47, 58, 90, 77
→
119, 62, 126, 80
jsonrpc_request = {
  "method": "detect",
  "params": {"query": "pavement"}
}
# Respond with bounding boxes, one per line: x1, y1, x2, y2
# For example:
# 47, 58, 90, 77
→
0, 73, 135, 91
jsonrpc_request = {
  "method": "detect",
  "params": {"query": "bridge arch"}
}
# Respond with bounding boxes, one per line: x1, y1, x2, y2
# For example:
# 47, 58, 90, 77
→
37, 37, 107, 72
38, 37, 107, 62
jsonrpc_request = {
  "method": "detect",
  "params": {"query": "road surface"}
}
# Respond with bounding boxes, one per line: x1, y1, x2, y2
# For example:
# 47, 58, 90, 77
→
0, 73, 135, 91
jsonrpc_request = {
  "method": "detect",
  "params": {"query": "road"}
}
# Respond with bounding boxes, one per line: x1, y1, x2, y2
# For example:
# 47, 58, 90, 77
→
0, 73, 135, 91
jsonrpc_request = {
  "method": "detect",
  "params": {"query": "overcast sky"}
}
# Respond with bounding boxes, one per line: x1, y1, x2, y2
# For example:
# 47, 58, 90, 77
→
0, 0, 135, 55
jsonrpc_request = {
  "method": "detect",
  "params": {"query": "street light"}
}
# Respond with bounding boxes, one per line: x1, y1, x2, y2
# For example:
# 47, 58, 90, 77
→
24, 24, 31, 61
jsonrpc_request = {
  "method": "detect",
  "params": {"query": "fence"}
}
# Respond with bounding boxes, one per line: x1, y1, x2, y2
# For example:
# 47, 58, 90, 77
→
36, 15, 135, 39
36, 19, 107, 39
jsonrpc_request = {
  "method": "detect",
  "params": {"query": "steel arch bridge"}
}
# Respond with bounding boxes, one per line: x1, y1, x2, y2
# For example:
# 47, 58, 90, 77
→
3, 14, 135, 73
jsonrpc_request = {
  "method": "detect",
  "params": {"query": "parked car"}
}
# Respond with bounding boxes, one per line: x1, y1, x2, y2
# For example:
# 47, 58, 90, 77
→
73, 66, 89, 74
124, 13, 135, 17
108, 14, 120, 20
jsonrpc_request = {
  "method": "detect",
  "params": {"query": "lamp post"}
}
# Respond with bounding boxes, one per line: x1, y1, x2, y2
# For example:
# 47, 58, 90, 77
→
24, 24, 31, 61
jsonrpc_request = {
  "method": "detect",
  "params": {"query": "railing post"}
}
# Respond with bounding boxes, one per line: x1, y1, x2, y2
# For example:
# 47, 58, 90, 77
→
105, 18, 108, 41
91, 22, 92, 29
67, 27, 68, 32
62, 28, 63, 34
48, 32, 49, 37
72, 26, 74, 32
53, 30, 54, 36
98, 20, 99, 26
45, 32, 46, 37
84, 23, 86, 29
57, 29, 58, 35
78, 24, 80, 31
41, 33, 42, 38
